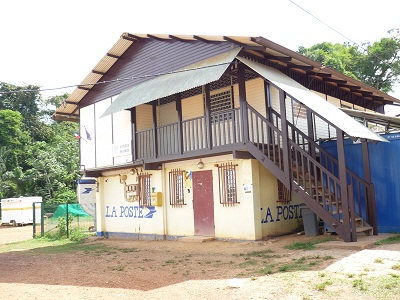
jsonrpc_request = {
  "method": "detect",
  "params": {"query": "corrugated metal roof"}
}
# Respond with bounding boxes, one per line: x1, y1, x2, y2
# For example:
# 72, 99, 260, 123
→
237, 56, 388, 143
101, 47, 241, 117
340, 108, 400, 130
52, 33, 400, 122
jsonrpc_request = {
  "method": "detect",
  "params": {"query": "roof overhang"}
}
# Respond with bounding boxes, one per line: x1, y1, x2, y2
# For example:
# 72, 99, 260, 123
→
101, 47, 241, 117
237, 56, 388, 143
53, 33, 400, 122
340, 107, 400, 130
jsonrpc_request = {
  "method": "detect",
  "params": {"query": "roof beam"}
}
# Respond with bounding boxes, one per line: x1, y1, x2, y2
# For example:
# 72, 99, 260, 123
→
223, 36, 265, 51
287, 62, 314, 70
92, 70, 106, 75
148, 34, 170, 41
124, 33, 143, 41
337, 83, 361, 90
193, 35, 220, 43
107, 53, 120, 59
168, 35, 190, 42
264, 54, 292, 62
77, 85, 92, 90
323, 78, 348, 84
306, 70, 331, 78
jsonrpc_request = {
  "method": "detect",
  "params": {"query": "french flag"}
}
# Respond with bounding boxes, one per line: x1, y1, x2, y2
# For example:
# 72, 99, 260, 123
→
84, 126, 92, 141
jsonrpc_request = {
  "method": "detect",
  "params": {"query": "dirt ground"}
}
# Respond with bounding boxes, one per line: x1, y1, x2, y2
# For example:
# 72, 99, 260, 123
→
0, 226, 400, 299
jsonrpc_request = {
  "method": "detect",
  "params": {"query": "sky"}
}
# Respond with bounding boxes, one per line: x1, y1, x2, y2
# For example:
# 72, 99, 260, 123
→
1, 0, 399, 110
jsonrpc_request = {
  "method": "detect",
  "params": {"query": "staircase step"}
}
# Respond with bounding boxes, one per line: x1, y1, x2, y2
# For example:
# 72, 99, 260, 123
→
356, 226, 373, 235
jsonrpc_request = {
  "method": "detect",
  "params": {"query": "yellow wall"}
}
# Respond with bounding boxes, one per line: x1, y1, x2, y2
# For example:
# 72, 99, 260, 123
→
95, 155, 303, 240
257, 161, 302, 237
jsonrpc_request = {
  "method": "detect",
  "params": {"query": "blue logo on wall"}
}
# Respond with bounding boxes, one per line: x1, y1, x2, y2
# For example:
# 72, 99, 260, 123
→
82, 188, 95, 194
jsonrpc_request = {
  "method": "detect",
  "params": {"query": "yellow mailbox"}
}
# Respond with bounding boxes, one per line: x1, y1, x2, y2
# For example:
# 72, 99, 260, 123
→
151, 192, 162, 206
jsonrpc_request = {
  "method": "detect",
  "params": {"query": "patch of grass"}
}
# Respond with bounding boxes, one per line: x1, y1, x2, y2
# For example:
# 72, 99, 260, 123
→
118, 247, 138, 253
111, 264, 125, 271
352, 278, 367, 291
374, 258, 384, 264
323, 255, 334, 260
284, 237, 331, 250
275, 256, 323, 273
315, 280, 333, 291
392, 264, 400, 270
165, 260, 176, 264
239, 260, 257, 267
375, 234, 400, 245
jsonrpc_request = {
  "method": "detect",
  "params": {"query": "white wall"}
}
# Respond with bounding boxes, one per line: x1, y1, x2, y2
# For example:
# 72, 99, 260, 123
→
80, 104, 96, 169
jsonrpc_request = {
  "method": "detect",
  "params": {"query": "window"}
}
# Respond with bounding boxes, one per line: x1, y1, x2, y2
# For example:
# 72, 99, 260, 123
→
138, 172, 152, 206
218, 162, 238, 206
209, 89, 233, 122
277, 180, 291, 204
169, 168, 185, 206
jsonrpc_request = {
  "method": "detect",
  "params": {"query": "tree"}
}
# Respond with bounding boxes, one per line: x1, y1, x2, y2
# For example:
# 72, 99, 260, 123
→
0, 110, 29, 199
298, 28, 400, 93
0, 83, 80, 203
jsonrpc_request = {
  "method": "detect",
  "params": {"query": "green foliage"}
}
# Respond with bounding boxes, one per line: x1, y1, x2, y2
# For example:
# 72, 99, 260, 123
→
375, 234, 400, 245
55, 215, 74, 238
284, 237, 332, 250
299, 28, 400, 93
0, 82, 79, 203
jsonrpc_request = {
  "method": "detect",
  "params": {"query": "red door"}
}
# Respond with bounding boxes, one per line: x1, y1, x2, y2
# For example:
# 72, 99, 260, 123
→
192, 170, 215, 236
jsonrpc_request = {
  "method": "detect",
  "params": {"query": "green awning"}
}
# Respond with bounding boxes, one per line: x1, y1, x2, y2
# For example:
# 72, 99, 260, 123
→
237, 56, 387, 143
101, 47, 241, 117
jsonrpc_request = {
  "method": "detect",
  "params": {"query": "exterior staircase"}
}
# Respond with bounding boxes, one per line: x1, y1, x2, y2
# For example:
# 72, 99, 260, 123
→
244, 103, 375, 242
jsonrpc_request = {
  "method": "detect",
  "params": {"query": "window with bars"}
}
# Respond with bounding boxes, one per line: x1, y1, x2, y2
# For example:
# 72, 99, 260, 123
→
277, 180, 291, 204
169, 168, 185, 206
138, 172, 152, 206
218, 162, 239, 206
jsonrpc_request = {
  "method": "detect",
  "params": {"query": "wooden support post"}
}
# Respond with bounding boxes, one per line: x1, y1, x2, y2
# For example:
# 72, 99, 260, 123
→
204, 84, 213, 150
336, 129, 354, 242
306, 108, 316, 159
238, 62, 249, 144
362, 138, 377, 235
130, 107, 137, 161
152, 102, 158, 158
176, 94, 183, 154
264, 81, 273, 144
278, 89, 291, 189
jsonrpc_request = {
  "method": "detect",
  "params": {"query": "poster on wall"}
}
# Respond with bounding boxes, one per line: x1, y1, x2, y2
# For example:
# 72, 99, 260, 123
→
112, 142, 132, 157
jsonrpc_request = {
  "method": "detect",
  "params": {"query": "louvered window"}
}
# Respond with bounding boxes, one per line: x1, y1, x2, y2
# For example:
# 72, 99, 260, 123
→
210, 89, 233, 122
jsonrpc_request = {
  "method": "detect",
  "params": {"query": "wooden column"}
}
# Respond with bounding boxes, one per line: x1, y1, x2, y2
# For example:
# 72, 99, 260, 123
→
336, 129, 353, 242
306, 108, 316, 159
204, 84, 213, 150
237, 62, 249, 143
362, 138, 377, 235
130, 107, 137, 161
264, 81, 273, 144
278, 89, 291, 189
176, 93, 183, 154
152, 102, 158, 158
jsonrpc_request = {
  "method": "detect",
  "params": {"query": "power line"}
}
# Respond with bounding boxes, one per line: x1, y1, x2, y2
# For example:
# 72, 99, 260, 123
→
0, 61, 231, 95
288, 0, 361, 48
288, 0, 398, 72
